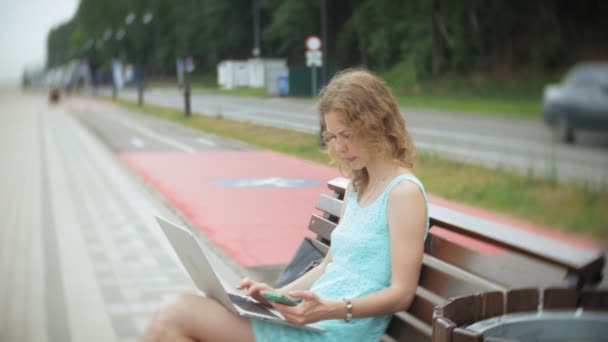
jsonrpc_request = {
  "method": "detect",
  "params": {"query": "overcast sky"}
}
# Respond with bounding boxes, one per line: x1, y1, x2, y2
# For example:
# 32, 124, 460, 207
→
0, 0, 78, 85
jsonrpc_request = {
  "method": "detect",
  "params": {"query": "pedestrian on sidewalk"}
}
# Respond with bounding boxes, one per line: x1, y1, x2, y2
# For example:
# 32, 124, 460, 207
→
142, 68, 429, 341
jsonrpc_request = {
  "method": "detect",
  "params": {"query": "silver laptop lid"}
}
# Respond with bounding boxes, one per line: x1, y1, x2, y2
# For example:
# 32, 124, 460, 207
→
154, 216, 239, 313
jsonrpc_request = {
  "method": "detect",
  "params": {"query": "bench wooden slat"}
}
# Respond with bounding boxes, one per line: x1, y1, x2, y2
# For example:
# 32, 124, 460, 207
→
308, 214, 336, 241
385, 317, 430, 342
394, 311, 432, 337
407, 294, 441, 326
423, 255, 506, 293
429, 204, 604, 283
416, 287, 447, 307
327, 177, 349, 195
419, 266, 489, 301
315, 194, 343, 218
427, 227, 570, 288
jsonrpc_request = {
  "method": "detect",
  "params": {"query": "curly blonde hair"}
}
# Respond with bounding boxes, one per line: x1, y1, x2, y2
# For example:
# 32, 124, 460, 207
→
317, 68, 417, 191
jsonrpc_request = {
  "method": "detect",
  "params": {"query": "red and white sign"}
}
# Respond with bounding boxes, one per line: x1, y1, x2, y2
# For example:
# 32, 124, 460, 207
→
305, 36, 322, 51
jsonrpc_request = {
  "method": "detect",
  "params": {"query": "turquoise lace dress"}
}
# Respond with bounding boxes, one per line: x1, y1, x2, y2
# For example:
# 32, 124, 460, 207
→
251, 174, 429, 342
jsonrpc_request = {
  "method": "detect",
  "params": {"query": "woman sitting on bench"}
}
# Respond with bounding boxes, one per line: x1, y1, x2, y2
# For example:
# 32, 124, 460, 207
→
142, 68, 429, 341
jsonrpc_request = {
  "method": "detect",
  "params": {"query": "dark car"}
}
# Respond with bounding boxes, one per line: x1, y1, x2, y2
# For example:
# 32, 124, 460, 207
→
542, 62, 608, 143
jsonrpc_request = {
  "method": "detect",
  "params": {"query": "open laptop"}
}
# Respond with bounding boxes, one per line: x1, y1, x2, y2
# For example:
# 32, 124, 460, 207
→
154, 216, 325, 332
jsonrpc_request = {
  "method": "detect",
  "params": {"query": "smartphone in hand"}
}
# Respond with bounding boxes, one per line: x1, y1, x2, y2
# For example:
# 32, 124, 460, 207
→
262, 292, 303, 306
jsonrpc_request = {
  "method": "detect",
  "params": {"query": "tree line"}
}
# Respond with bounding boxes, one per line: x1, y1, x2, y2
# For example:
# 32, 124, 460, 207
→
47, 0, 607, 81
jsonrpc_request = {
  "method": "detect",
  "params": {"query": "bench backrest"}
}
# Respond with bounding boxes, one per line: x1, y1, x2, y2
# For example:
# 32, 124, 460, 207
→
307, 177, 605, 342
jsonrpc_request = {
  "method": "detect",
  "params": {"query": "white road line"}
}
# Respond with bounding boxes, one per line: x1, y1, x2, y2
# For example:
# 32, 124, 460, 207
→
130, 138, 144, 148
195, 137, 216, 146
112, 116, 196, 153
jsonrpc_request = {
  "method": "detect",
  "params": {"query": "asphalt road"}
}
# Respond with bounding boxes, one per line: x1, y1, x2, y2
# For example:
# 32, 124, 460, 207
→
97, 87, 608, 189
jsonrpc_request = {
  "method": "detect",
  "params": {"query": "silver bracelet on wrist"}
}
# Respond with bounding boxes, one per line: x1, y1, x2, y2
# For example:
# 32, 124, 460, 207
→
343, 298, 353, 323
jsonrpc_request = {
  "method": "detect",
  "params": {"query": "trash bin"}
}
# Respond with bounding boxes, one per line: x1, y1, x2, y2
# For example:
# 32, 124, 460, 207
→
49, 87, 60, 104
279, 72, 289, 97
432, 288, 608, 341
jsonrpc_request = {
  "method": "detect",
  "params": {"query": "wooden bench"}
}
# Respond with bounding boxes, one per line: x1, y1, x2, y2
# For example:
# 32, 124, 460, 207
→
303, 177, 605, 341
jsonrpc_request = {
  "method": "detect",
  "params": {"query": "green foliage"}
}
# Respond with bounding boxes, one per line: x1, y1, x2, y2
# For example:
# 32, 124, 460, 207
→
382, 62, 553, 117
260, 0, 318, 60
47, 0, 608, 83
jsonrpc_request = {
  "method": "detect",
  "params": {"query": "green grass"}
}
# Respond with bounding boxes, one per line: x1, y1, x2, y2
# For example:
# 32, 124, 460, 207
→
110, 98, 607, 241
193, 86, 268, 97
393, 94, 540, 118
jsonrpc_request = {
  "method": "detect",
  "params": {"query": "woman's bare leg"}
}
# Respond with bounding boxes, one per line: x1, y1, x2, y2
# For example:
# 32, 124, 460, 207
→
142, 293, 255, 342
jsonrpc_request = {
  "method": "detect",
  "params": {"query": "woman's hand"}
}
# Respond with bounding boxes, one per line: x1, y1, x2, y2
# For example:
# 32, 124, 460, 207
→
237, 277, 275, 305
268, 290, 338, 326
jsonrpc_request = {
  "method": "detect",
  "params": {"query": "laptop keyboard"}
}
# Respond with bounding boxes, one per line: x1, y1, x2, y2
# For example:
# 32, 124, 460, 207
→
228, 294, 279, 318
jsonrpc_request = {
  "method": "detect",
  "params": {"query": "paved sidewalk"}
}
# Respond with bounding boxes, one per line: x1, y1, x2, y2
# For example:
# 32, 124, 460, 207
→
0, 89, 243, 341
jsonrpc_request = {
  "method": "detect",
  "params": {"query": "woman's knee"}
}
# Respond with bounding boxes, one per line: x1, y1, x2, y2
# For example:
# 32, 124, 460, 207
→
145, 294, 207, 339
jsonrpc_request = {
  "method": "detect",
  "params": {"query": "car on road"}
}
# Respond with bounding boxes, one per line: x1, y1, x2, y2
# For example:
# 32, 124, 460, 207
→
542, 62, 608, 143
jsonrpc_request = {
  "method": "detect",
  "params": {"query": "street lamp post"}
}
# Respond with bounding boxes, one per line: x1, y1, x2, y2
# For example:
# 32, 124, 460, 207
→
92, 37, 104, 96
79, 40, 93, 94
318, 0, 328, 146
252, 0, 260, 57
184, 59, 191, 117
125, 12, 136, 101
181, 0, 192, 117
112, 28, 126, 100
137, 11, 154, 106
100, 28, 121, 100
124, 11, 153, 106
321, 0, 328, 86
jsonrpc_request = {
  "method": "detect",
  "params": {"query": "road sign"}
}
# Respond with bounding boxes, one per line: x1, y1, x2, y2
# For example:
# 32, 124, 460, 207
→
305, 36, 322, 51
306, 51, 323, 67
185, 57, 195, 73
